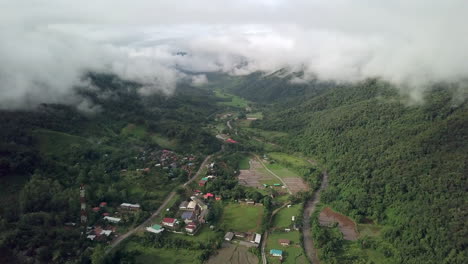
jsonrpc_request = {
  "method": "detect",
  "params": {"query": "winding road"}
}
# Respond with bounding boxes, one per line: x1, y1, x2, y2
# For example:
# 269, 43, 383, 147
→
105, 154, 213, 255
302, 170, 329, 264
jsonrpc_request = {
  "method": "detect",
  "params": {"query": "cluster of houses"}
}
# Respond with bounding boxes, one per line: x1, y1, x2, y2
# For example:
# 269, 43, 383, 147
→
87, 202, 141, 241
146, 194, 213, 236
123, 149, 198, 178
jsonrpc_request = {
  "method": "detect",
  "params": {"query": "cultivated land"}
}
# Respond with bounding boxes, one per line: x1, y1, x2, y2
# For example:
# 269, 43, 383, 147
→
207, 243, 259, 264
238, 159, 278, 188
222, 204, 264, 232
319, 207, 359, 240
214, 90, 250, 108
125, 242, 204, 264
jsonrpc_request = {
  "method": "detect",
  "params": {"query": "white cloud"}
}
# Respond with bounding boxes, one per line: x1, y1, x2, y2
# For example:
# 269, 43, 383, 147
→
1, 0, 467, 108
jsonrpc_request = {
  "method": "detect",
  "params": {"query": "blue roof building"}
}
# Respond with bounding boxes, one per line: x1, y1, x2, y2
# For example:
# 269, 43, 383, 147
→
270, 249, 283, 257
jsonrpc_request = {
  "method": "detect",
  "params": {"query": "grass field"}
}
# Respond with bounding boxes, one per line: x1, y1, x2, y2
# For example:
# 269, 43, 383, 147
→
214, 90, 249, 108
266, 231, 308, 264
272, 204, 302, 229
268, 152, 311, 168
265, 163, 302, 179
166, 226, 221, 244
243, 128, 288, 140
151, 133, 178, 149
222, 204, 264, 232
236, 119, 252, 128
33, 129, 88, 156
121, 124, 147, 139
238, 155, 251, 170
246, 112, 263, 119
124, 241, 204, 264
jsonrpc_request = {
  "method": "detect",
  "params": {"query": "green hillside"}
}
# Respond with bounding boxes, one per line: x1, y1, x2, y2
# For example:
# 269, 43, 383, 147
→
249, 79, 467, 263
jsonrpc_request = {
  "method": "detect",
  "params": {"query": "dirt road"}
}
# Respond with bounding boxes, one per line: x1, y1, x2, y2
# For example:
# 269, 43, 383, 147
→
255, 155, 292, 195
105, 154, 212, 255
261, 202, 291, 264
302, 170, 329, 264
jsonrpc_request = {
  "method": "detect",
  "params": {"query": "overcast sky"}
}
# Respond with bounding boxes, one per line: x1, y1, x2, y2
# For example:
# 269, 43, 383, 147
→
1, 0, 467, 108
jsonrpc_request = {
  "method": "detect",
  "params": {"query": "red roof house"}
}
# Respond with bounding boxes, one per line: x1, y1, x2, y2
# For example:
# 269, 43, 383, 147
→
162, 217, 177, 227
198, 180, 207, 186
92, 207, 100, 212
226, 138, 238, 143
99, 202, 107, 207
203, 193, 214, 199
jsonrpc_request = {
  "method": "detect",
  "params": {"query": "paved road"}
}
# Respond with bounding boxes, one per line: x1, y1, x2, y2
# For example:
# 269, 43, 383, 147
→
256, 155, 292, 195
302, 170, 329, 264
105, 155, 213, 254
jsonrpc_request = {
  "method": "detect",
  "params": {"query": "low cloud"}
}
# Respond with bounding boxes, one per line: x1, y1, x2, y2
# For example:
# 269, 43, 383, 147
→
1, 0, 467, 109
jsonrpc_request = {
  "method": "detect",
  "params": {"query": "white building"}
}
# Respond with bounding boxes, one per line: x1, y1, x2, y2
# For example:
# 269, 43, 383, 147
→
104, 216, 122, 223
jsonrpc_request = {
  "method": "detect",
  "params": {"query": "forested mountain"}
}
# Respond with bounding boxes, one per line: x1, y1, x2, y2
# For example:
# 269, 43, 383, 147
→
0, 74, 221, 263
234, 76, 467, 263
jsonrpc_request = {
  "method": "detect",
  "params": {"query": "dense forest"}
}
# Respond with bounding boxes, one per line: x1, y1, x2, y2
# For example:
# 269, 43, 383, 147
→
225, 74, 467, 263
0, 73, 221, 263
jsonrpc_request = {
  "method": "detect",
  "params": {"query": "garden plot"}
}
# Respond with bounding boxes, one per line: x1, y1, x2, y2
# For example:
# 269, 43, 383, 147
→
238, 159, 276, 188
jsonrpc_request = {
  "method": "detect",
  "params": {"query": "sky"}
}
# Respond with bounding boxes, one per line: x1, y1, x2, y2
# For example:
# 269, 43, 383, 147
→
1, 0, 467, 108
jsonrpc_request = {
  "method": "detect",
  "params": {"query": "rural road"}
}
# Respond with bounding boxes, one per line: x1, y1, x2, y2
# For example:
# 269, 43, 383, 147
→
105, 154, 212, 254
302, 170, 329, 264
256, 155, 293, 195
261, 202, 291, 264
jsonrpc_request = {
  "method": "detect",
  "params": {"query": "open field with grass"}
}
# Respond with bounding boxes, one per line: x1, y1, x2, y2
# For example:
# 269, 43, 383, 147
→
166, 226, 222, 244
151, 133, 178, 149
33, 129, 89, 156
266, 231, 308, 264
124, 241, 204, 264
265, 163, 302, 179
246, 112, 263, 119
207, 243, 258, 264
267, 152, 311, 168
272, 204, 302, 229
214, 90, 249, 108
242, 128, 288, 140
238, 155, 251, 170
222, 204, 264, 232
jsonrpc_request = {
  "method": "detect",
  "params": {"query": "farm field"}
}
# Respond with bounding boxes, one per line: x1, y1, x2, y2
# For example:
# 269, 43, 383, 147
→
246, 112, 263, 119
214, 90, 249, 108
238, 159, 281, 188
267, 152, 311, 168
272, 204, 302, 229
266, 231, 308, 264
207, 243, 258, 264
238, 155, 251, 170
124, 241, 204, 264
222, 204, 264, 232
265, 163, 301, 178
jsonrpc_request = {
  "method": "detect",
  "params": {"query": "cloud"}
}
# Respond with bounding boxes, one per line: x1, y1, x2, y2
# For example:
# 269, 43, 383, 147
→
1, 0, 467, 108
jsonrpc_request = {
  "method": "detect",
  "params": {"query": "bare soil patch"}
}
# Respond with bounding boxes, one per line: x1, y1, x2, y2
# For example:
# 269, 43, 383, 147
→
283, 177, 308, 194
319, 207, 359, 240
238, 159, 274, 188
207, 242, 258, 264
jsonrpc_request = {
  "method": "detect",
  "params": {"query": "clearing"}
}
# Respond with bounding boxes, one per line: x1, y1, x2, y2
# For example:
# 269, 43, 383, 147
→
266, 231, 308, 264
222, 204, 264, 232
319, 207, 359, 240
207, 243, 258, 264
272, 204, 302, 229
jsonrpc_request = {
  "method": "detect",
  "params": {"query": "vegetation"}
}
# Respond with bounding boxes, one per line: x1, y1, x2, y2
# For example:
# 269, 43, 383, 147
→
221, 204, 264, 232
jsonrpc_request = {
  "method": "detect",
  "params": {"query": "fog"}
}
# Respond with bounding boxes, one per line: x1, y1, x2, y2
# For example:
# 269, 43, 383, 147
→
1, 0, 467, 108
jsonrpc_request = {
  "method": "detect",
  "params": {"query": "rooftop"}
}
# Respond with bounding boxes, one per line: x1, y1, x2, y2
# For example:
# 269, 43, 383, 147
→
162, 217, 176, 224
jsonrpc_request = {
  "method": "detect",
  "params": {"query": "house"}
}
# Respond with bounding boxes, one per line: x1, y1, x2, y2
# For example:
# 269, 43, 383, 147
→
179, 201, 189, 210
87, 235, 96, 240
245, 199, 255, 205
224, 232, 234, 241
185, 222, 198, 234
226, 138, 238, 143
181, 211, 196, 223
92, 207, 100, 212
203, 193, 214, 199
104, 216, 121, 223
198, 208, 209, 223
191, 196, 207, 210
270, 249, 283, 257
162, 217, 177, 228
198, 180, 207, 186
120, 203, 141, 211
215, 196, 222, 201
100, 230, 112, 236
99, 202, 107, 207
187, 201, 197, 210
273, 183, 282, 187
278, 239, 290, 246
292, 216, 295, 221
250, 233, 262, 244
102, 212, 110, 216
146, 224, 164, 234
